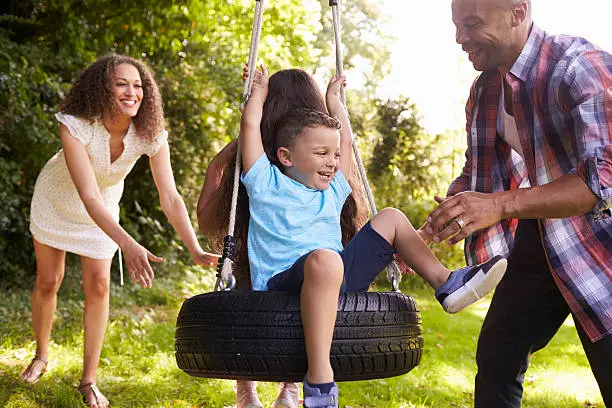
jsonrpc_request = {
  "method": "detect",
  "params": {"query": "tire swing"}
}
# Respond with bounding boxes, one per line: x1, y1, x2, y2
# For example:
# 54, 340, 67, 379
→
175, 0, 424, 383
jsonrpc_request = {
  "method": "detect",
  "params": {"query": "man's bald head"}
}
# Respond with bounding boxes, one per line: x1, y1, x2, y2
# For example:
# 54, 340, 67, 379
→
452, 0, 532, 72
453, 0, 531, 17
499, 0, 531, 12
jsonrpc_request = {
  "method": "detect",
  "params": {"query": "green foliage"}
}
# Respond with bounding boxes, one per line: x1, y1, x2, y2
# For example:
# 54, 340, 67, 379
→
0, 0, 404, 287
365, 97, 448, 220
0, 31, 65, 287
313, 0, 392, 89
1, 0, 469, 288
363, 97, 467, 268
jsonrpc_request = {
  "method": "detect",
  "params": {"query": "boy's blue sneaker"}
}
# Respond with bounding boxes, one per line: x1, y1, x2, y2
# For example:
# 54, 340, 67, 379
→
435, 255, 507, 314
303, 377, 338, 408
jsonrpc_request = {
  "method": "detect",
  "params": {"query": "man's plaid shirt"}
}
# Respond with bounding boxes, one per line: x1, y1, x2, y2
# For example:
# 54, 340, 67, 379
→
448, 25, 611, 342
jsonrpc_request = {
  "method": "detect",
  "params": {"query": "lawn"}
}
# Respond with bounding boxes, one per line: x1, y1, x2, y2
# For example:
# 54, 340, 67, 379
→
0, 261, 604, 407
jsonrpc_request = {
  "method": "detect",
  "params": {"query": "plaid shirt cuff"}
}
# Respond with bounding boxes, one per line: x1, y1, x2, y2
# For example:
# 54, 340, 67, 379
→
576, 146, 612, 220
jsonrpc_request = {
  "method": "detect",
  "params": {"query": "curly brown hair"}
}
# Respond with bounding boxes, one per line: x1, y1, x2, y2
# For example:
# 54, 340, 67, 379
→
207, 69, 368, 289
60, 54, 164, 141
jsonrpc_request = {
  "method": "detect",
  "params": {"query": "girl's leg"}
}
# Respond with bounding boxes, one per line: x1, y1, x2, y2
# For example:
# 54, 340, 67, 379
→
301, 249, 344, 385
236, 380, 263, 408
20, 239, 66, 383
79, 256, 111, 408
370, 208, 449, 289
273, 382, 300, 408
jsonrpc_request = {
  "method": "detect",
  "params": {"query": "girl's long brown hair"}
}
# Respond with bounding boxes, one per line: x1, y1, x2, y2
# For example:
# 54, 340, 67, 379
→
60, 54, 164, 141
209, 69, 368, 289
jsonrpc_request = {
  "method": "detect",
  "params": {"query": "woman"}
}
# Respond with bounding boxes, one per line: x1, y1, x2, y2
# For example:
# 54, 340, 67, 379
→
20, 54, 218, 407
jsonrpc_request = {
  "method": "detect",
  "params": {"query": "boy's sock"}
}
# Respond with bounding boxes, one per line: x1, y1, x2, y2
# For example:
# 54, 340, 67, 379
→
305, 379, 335, 394
303, 376, 338, 408
435, 255, 507, 314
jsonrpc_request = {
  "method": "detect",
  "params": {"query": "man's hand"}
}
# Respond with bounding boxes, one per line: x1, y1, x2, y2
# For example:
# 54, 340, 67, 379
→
426, 192, 505, 245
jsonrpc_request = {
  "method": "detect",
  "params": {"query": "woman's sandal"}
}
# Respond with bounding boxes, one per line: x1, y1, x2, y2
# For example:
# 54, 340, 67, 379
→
19, 357, 48, 384
78, 382, 110, 408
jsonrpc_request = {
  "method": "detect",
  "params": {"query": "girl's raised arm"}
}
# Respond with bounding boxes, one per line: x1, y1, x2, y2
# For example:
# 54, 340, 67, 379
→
240, 64, 268, 173
326, 75, 353, 177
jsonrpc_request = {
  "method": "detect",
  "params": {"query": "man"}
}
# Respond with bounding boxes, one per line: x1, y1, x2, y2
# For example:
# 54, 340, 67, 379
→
425, 0, 612, 406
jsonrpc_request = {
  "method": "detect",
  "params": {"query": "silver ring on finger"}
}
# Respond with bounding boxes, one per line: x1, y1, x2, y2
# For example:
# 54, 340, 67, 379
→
455, 217, 466, 230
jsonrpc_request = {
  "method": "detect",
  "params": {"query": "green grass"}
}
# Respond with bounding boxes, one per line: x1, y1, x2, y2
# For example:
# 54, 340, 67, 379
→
0, 264, 604, 407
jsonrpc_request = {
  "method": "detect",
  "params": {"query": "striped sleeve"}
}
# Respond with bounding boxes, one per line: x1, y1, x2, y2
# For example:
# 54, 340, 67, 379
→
563, 50, 612, 219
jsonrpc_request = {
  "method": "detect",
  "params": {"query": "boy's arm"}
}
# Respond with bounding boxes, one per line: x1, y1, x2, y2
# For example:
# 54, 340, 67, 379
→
326, 76, 353, 177
240, 64, 268, 174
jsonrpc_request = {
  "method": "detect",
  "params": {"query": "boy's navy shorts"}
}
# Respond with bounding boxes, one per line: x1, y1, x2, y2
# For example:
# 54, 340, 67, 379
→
266, 221, 397, 294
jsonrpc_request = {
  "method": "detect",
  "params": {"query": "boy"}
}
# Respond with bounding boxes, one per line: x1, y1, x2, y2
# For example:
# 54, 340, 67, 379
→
240, 65, 507, 408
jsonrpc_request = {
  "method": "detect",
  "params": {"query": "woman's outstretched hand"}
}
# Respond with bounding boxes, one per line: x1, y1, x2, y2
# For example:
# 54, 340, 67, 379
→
122, 239, 163, 288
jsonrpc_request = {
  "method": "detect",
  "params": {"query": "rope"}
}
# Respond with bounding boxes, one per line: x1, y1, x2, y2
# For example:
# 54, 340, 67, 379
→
243, 0, 265, 104
330, 0, 402, 292
215, 0, 265, 292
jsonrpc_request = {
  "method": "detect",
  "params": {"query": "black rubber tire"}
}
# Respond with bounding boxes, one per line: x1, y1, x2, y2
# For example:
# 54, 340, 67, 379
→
175, 290, 423, 382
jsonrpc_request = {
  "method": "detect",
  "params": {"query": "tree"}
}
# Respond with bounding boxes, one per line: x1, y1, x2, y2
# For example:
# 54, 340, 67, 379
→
0, 0, 395, 287
365, 96, 466, 268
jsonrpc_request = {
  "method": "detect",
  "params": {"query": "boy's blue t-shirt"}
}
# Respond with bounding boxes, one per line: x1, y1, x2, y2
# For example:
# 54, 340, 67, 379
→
241, 154, 352, 291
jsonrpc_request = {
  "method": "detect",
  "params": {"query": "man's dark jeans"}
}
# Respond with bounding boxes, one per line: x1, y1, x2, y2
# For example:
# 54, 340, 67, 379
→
474, 219, 612, 407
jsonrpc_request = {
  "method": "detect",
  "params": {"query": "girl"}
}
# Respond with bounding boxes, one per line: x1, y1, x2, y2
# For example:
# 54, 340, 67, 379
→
197, 67, 367, 408
20, 54, 218, 407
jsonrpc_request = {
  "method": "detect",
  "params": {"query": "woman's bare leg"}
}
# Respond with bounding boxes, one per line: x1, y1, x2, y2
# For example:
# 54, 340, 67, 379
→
80, 256, 111, 400
30, 240, 66, 362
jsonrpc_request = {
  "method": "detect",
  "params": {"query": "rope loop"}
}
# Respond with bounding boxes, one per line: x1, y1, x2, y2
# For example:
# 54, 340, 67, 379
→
215, 273, 236, 291
214, 235, 238, 291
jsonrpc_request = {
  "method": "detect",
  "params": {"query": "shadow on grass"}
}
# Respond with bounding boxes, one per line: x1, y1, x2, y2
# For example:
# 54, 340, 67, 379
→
0, 374, 82, 408
0, 367, 602, 408
0, 367, 237, 408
